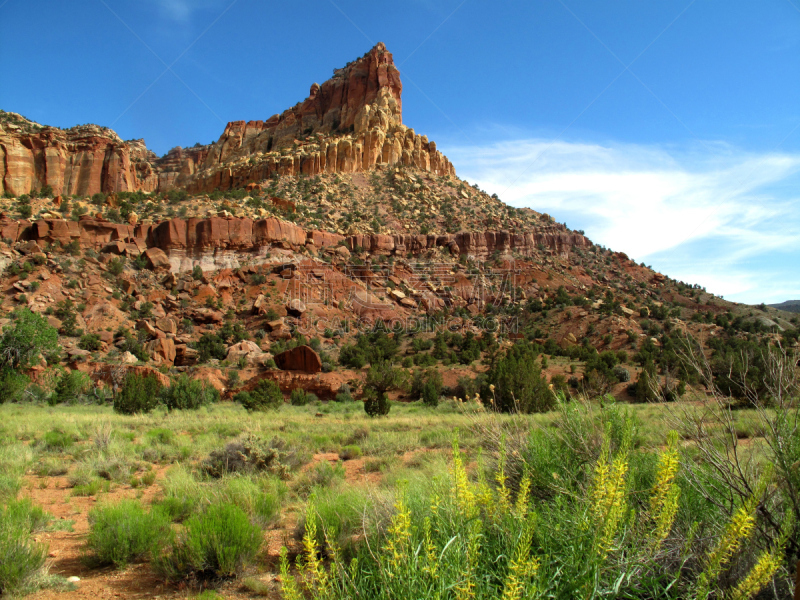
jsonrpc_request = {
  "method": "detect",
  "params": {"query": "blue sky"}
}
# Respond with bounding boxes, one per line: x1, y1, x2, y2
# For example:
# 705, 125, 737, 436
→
1, 0, 798, 304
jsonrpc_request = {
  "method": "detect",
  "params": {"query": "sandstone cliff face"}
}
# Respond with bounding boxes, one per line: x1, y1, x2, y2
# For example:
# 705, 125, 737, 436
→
1, 43, 453, 197
0, 120, 159, 197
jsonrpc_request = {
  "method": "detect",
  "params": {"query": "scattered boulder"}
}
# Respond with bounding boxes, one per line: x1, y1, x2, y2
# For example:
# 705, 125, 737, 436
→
17, 241, 42, 255
226, 340, 265, 364
144, 247, 170, 270
146, 337, 176, 364
186, 308, 224, 324
266, 318, 291, 339
102, 241, 127, 255
120, 351, 139, 364
155, 317, 177, 335
274, 345, 322, 374
286, 298, 306, 317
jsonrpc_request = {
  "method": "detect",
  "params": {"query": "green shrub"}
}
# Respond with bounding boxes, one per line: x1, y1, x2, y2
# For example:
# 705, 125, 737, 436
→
113, 372, 164, 414
50, 370, 92, 405
4, 499, 50, 534
87, 500, 171, 568
233, 390, 252, 406
78, 333, 103, 351
54, 299, 81, 337
298, 487, 369, 554
41, 429, 74, 452
146, 427, 175, 445
339, 445, 362, 461
201, 435, 295, 479
107, 258, 125, 276
160, 374, 219, 411
290, 388, 309, 406
154, 502, 261, 582
612, 365, 630, 382
238, 379, 283, 411
294, 461, 346, 496
412, 369, 443, 407
364, 391, 391, 417
487, 341, 554, 413
0, 308, 59, 369
338, 330, 399, 368
362, 361, 405, 417
335, 390, 354, 403
115, 329, 150, 362
0, 499, 48, 594
211, 476, 286, 527
0, 367, 30, 404
195, 333, 227, 362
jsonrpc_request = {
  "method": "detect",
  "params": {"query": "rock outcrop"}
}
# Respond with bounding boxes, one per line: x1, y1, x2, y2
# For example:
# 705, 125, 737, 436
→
274, 345, 322, 374
0, 213, 590, 273
0, 117, 160, 197
1, 43, 453, 197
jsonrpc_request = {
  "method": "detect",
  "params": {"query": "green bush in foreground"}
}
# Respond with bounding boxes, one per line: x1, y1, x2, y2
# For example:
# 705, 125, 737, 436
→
154, 502, 261, 582
87, 500, 171, 568
113, 372, 163, 414
0, 499, 48, 595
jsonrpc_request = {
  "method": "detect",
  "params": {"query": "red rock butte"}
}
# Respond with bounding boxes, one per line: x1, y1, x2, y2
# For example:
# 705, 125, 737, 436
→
0, 43, 455, 198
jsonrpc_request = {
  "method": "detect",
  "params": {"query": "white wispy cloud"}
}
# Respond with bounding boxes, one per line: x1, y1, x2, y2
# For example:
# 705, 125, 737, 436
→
443, 137, 800, 304
146, 0, 225, 22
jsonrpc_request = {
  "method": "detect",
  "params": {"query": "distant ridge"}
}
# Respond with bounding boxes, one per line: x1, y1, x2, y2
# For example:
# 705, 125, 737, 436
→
768, 300, 800, 313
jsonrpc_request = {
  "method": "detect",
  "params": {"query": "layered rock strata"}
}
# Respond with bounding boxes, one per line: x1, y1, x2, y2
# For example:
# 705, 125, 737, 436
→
1, 43, 453, 197
0, 214, 590, 273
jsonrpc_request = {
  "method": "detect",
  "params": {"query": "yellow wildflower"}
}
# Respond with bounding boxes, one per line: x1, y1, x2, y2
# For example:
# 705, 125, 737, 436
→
649, 431, 681, 550
501, 515, 540, 600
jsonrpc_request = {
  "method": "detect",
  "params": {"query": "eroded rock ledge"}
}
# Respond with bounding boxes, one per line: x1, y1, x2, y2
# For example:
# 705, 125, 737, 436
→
0, 215, 590, 273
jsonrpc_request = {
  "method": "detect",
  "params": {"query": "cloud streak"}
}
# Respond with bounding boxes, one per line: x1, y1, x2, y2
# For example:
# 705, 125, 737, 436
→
146, 0, 225, 22
443, 137, 800, 304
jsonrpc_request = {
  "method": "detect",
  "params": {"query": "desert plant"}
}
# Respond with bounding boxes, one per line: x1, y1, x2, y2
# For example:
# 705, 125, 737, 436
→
487, 341, 554, 413
113, 371, 164, 414
339, 445, 362, 461
0, 308, 59, 369
0, 499, 48, 594
612, 365, 630, 382
201, 434, 296, 479
412, 369, 443, 407
0, 367, 30, 404
78, 333, 103, 351
41, 429, 74, 452
160, 374, 219, 411
363, 390, 391, 417
290, 388, 309, 406
238, 379, 283, 411
154, 502, 261, 582
107, 258, 124, 276
50, 370, 92, 405
86, 500, 171, 568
